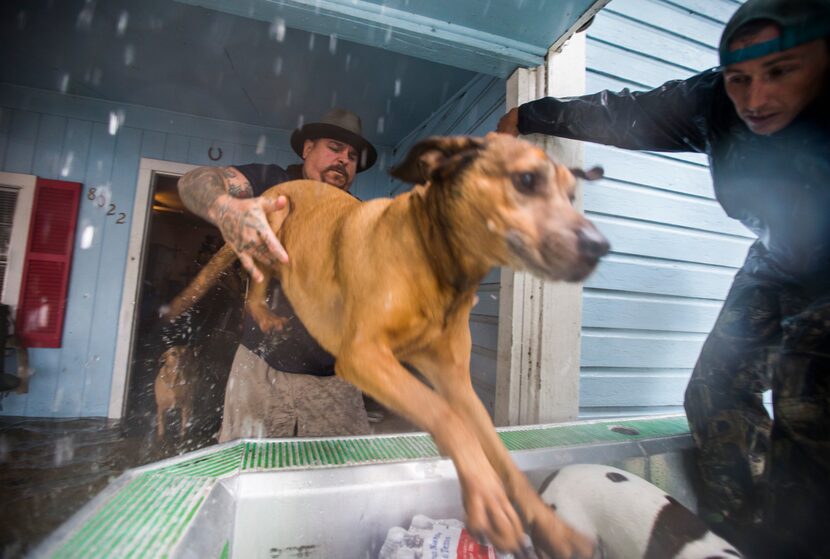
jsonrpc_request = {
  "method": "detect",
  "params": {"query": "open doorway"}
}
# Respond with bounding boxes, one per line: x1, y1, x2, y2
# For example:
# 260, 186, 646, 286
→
123, 170, 245, 448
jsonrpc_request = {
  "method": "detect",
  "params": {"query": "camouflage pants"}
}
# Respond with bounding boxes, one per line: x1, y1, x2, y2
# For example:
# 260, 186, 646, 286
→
684, 242, 830, 558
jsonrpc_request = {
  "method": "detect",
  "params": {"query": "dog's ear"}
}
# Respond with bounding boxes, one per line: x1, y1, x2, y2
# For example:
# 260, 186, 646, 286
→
569, 166, 604, 181
389, 136, 485, 184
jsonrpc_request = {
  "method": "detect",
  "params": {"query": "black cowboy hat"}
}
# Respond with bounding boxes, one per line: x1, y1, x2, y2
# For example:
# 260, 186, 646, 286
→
290, 108, 378, 172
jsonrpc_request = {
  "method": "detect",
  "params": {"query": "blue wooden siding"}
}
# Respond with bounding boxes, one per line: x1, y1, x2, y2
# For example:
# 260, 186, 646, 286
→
579, 0, 749, 417
0, 83, 392, 418
391, 75, 505, 414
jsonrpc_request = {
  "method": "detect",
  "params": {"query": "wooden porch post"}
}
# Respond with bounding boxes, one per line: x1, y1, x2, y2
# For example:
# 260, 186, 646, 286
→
494, 33, 587, 426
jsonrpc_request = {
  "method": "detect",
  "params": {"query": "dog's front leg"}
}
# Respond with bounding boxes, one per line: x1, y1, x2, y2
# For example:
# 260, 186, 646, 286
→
411, 336, 595, 559
336, 341, 527, 554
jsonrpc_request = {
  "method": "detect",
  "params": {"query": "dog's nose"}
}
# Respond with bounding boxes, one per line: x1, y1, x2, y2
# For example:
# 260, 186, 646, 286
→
576, 227, 610, 259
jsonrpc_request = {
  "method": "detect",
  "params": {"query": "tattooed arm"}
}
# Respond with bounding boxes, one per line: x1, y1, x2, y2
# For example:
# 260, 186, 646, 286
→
178, 166, 289, 282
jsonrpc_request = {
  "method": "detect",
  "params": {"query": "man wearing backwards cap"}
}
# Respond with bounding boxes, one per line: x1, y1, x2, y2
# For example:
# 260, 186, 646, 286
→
499, 0, 829, 556
177, 109, 378, 440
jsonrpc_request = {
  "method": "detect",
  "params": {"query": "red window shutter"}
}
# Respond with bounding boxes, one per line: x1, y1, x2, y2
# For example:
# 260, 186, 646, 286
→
16, 178, 81, 348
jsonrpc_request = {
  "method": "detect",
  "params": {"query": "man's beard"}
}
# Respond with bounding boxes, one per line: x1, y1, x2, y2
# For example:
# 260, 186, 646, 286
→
322, 164, 350, 188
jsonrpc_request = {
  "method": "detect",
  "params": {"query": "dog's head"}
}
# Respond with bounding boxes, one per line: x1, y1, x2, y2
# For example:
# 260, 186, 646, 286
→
390, 134, 609, 282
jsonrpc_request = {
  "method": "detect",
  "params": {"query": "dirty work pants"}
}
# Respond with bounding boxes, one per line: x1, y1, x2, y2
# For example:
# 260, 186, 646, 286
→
219, 344, 371, 441
684, 242, 830, 558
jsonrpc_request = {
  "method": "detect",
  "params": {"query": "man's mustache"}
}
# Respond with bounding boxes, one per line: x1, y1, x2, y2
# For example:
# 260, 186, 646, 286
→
324, 164, 349, 178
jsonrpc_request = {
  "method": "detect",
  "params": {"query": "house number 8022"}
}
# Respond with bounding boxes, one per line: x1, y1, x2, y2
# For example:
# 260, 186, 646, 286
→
87, 187, 127, 224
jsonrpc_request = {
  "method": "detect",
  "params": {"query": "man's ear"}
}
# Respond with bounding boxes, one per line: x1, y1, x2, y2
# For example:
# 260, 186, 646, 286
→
569, 166, 604, 181
389, 136, 485, 184
302, 139, 316, 160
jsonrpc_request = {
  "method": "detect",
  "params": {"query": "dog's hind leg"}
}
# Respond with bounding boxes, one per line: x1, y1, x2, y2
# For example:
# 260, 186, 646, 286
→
335, 340, 526, 555
245, 270, 289, 334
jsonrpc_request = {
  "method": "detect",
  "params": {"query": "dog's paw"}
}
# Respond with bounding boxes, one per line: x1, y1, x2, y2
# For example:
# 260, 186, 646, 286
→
461, 474, 526, 555
256, 315, 289, 334
527, 506, 595, 559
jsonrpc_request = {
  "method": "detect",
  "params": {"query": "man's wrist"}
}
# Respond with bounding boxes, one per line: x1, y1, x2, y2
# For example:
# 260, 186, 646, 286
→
207, 193, 237, 225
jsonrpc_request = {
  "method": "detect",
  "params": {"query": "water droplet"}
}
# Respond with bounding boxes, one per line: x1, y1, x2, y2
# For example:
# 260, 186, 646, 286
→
286, 89, 292, 107
376, 116, 385, 134
384, 27, 393, 43
16, 11, 27, 30
345, 53, 352, 72
394, 78, 401, 97
117, 11, 129, 35
273, 56, 283, 76
297, 114, 305, 128
61, 151, 75, 178
108, 110, 125, 135
308, 33, 316, 50
256, 135, 266, 155
80, 225, 95, 249
328, 34, 337, 55
76, 0, 94, 30
58, 73, 70, 93
269, 18, 286, 42
124, 44, 135, 66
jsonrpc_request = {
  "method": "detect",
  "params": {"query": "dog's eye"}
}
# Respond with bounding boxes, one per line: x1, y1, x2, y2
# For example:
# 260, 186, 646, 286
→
512, 172, 540, 194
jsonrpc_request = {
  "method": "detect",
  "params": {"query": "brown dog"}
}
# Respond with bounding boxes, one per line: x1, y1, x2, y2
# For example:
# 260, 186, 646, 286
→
154, 345, 196, 439
165, 134, 609, 558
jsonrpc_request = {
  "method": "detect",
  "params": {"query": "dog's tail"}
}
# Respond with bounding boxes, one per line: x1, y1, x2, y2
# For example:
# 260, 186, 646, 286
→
162, 244, 238, 321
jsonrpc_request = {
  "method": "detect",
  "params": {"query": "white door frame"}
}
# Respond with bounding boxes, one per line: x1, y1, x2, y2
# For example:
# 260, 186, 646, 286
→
108, 158, 198, 419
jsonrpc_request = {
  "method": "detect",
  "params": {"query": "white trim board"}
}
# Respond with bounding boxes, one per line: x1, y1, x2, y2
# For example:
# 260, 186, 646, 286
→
0, 171, 36, 311
108, 158, 198, 419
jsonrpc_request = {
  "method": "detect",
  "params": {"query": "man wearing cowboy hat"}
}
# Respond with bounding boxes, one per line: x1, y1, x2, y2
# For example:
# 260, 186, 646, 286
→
177, 108, 377, 440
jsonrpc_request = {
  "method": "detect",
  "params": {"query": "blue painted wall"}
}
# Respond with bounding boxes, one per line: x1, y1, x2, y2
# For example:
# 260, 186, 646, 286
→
0, 83, 392, 417
578, 0, 751, 417
391, 74, 505, 414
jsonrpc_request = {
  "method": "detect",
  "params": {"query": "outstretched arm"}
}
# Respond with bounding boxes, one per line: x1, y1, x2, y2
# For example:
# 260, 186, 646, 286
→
178, 166, 289, 282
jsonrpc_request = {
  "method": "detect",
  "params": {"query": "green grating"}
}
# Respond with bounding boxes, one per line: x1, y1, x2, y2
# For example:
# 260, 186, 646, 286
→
45, 415, 689, 558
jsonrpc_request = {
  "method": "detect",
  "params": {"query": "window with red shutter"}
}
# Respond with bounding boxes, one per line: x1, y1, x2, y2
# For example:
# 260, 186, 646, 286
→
16, 178, 81, 348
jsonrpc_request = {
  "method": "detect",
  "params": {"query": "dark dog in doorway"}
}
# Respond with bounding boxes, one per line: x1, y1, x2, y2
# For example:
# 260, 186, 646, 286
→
154, 345, 196, 439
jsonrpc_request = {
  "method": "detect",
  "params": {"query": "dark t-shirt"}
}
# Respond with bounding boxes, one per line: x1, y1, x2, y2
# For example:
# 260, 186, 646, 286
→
234, 163, 337, 376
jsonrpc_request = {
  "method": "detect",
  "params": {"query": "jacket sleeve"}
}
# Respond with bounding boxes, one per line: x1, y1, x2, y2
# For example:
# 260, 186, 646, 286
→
518, 69, 719, 153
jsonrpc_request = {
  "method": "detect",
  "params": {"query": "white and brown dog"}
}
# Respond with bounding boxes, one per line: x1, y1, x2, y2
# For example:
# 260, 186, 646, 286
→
539, 464, 742, 559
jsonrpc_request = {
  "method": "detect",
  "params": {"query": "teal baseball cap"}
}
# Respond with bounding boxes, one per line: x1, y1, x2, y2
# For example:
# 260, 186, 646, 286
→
719, 0, 830, 66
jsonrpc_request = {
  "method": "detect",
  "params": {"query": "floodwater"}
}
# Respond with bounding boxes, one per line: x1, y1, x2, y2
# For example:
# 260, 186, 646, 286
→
0, 400, 415, 558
